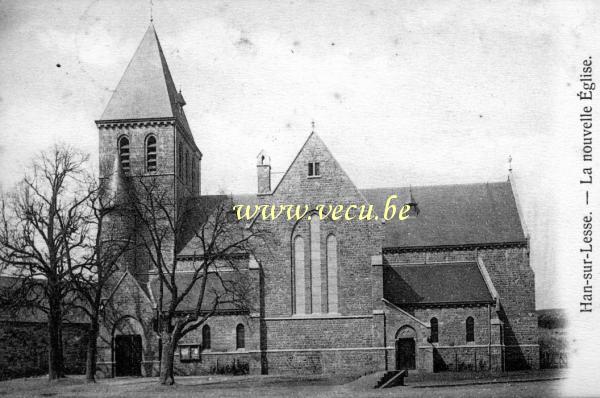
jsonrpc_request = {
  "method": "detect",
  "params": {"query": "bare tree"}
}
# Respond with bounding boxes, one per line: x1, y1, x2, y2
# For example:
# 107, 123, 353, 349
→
0, 144, 91, 380
65, 167, 132, 382
129, 177, 263, 385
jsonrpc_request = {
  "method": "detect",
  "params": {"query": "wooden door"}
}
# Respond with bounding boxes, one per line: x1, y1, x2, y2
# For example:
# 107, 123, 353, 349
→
115, 335, 142, 376
395, 338, 416, 370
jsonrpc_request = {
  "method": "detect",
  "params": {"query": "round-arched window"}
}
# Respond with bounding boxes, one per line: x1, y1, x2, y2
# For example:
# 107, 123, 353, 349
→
118, 136, 130, 172
146, 135, 157, 172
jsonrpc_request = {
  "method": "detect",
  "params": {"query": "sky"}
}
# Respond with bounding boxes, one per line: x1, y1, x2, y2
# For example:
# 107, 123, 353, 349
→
0, 1, 598, 309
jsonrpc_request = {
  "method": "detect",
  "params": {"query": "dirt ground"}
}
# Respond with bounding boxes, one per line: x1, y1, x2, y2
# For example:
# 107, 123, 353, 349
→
0, 373, 564, 398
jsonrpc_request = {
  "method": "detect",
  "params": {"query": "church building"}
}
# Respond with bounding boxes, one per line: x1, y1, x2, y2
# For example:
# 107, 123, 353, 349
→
94, 25, 539, 378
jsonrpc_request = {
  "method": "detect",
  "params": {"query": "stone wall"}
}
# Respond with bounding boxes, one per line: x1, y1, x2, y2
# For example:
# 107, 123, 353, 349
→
175, 315, 260, 375
384, 245, 539, 370
253, 133, 383, 319
0, 321, 88, 380
96, 272, 159, 378
246, 134, 385, 375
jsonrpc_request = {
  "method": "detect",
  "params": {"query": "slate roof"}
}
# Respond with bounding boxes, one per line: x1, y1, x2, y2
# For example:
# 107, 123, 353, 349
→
0, 276, 88, 323
383, 262, 494, 306
177, 194, 260, 256
178, 182, 525, 253
150, 271, 252, 313
361, 181, 526, 249
98, 24, 193, 137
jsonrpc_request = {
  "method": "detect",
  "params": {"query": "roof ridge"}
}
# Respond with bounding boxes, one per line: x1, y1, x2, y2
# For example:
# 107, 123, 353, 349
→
359, 180, 509, 192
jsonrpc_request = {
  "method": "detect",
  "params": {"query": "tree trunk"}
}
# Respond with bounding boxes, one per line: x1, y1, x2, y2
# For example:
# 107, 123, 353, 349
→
47, 303, 65, 380
159, 332, 177, 385
85, 319, 99, 382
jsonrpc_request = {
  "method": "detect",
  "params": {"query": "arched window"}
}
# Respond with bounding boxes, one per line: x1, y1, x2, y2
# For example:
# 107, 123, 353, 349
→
466, 317, 474, 342
146, 135, 157, 172
326, 235, 338, 313
202, 324, 211, 349
294, 236, 305, 314
178, 143, 183, 179
430, 317, 438, 343
191, 160, 195, 190
310, 216, 321, 313
185, 151, 189, 183
236, 324, 245, 349
118, 136, 130, 172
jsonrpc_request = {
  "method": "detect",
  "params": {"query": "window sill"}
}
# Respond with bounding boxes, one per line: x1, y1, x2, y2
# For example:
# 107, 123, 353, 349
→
290, 312, 342, 319
307, 175, 322, 179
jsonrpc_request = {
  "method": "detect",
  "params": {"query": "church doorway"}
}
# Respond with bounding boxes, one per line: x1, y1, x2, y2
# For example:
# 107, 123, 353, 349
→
115, 335, 142, 376
395, 325, 417, 370
395, 338, 416, 370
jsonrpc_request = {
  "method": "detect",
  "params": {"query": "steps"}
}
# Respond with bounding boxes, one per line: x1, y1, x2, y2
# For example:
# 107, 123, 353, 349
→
374, 370, 408, 388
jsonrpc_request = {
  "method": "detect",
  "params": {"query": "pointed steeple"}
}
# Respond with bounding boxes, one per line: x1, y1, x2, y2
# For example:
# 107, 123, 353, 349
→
407, 186, 420, 217
99, 24, 190, 132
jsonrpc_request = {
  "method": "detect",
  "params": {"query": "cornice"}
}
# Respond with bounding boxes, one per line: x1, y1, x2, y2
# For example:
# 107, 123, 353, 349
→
95, 117, 176, 129
383, 241, 528, 253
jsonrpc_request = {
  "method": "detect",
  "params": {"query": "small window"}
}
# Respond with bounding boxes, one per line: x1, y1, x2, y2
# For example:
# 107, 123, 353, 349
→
146, 135, 157, 172
236, 324, 245, 349
202, 324, 211, 349
118, 136, 130, 172
308, 161, 320, 177
430, 317, 438, 343
466, 317, 474, 342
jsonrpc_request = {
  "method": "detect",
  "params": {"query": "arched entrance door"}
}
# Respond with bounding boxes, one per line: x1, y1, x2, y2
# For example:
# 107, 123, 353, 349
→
395, 325, 416, 370
113, 316, 144, 377
115, 335, 142, 376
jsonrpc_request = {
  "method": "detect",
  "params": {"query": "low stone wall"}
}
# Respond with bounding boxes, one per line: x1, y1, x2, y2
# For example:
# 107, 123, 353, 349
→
174, 351, 258, 376
432, 345, 503, 372
264, 349, 382, 375
0, 321, 88, 380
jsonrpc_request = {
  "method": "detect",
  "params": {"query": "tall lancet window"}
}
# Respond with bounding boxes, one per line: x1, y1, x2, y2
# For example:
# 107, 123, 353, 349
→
310, 216, 321, 313
466, 317, 475, 342
191, 160, 196, 190
326, 235, 338, 313
118, 136, 130, 172
146, 135, 157, 172
178, 144, 183, 179
185, 151, 190, 183
294, 236, 305, 314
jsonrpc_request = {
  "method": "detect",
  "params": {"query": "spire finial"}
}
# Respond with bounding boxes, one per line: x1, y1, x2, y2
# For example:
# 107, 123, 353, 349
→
311, 120, 315, 133
150, 0, 153, 22
508, 155, 513, 173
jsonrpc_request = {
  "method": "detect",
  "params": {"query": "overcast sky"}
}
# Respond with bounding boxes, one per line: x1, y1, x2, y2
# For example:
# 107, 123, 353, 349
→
1, 0, 599, 317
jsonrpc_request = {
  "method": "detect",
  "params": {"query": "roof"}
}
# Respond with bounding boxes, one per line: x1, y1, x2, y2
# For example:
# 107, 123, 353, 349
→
202, 181, 525, 250
361, 181, 526, 249
98, 24, 192, 135
150, 271, 253, 313
0, 276, 88, 323
177, 194, 259, 256
383, 262, 494, 306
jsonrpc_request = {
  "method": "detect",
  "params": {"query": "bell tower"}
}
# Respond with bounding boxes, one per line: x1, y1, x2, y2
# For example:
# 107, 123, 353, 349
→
96, 24, 202, 276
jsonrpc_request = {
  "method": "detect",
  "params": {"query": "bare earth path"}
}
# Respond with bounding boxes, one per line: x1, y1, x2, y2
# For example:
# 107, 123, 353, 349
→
0, 373, 564, 398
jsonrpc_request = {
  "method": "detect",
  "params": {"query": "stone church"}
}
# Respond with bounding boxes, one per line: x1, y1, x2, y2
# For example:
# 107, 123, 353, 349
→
94, 25, 539, 378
